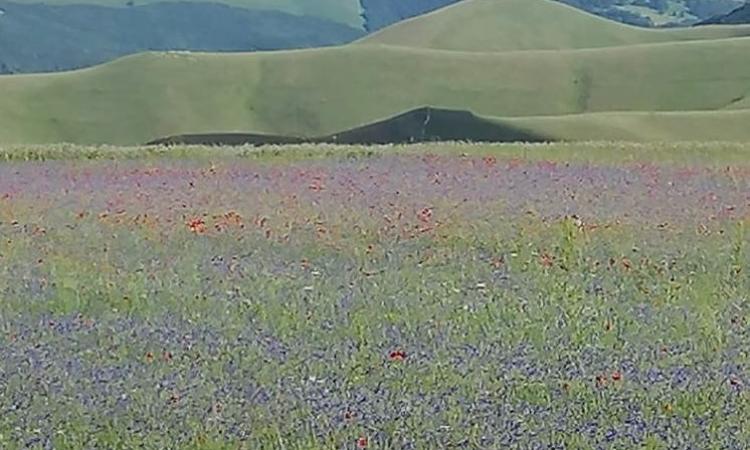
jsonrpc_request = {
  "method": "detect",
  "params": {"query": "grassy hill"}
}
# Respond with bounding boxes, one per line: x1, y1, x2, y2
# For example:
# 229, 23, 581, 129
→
360, 0, 750, 51
0, 1, 362, 74
1, 0, 749, 145
1, 33, 749, 145
504, 109, 750, 142
148, 107, 750, 145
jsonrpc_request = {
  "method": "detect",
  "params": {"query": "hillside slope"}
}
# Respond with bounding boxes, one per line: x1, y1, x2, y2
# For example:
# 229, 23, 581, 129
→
5, 0, 365, 27
359, 0, 458, 31
0, 1, 362, 74
360, 0, 750, 51
1, 36, 749, 145
557, 0, 744, 26
701, 3, 750, 24
150, 107, 750, 146
505, 109, 750, 142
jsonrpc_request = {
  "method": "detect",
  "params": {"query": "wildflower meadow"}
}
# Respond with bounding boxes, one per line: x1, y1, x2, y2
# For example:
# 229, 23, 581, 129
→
0, 143, 748, 449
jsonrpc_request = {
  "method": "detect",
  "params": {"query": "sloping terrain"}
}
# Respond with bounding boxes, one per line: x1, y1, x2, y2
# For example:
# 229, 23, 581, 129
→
359, 0, 458, 31
150, 108, 750, 146
149, 107, 549, 146
1, 0, 749, 145
5, 0, 365, 26
1, 34, 749, 145
360, 0, 750, 51
558, 0, 744, 26
505, 109, 750, 142
701, 2, 750, 24
0, 1, 363, 74
2, 0, 747, 74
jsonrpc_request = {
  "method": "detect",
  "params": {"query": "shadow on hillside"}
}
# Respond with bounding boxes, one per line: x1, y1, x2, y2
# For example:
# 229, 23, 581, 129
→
146, 107, 551, 146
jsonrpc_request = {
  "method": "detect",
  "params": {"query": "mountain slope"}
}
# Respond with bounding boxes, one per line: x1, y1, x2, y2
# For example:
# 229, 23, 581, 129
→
5, 0, 365, 27
360, 0, 750, 51
701, 3, 750, 24
557, 0, 744, 26
359, 0, 458, 31
0, 1, 363, 74
1, 36, 749, 145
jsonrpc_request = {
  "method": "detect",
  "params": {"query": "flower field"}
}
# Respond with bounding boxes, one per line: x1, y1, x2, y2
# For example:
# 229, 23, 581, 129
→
0, 143, 748, 449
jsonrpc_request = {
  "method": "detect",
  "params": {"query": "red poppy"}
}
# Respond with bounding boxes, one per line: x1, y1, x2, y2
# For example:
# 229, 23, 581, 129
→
187, 217, 206, 234
389, 350, 407, 361
611, 371, 623, 382
356, 436, 368, 449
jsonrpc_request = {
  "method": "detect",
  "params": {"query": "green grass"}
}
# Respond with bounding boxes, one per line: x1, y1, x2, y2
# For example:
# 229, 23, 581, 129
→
499, 109, 750, 142
360, 0, 750, 51
2, 141, 749, 166
6, 0, 365, 27
1, 36, 750, 145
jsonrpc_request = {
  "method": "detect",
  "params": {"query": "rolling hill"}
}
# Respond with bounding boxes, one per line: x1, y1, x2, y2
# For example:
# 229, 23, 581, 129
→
1, 32, 749, 145
148, 107, 750, 145
2, 0, 747, 74
0, 0, 467, 74
1, 0, 749, 145
505, 109, 750, 142
0, 0, 363, 74
360, 0, 750, 51
147, 107, 549, 146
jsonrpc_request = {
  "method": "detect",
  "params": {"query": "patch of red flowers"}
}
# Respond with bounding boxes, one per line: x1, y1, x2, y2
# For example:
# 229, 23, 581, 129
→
611, 371, 623, 382
356, 436, 368, 449
187, 217, 206, 234
389, 349, 407, 361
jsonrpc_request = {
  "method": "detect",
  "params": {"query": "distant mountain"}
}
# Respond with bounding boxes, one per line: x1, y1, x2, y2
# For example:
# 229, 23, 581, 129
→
5, 0, 366, 27
557, 0, 744, 26
359, 0, 458, 31
0, 1, 363, 74
701, 2, 750, 24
